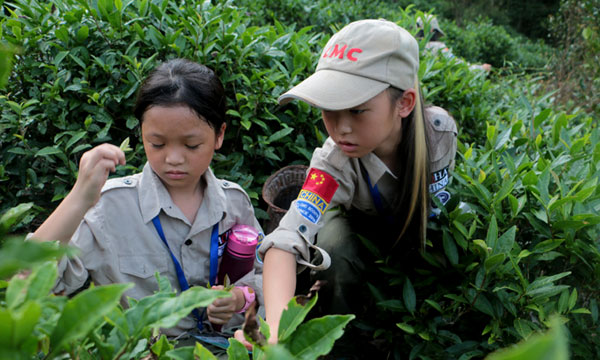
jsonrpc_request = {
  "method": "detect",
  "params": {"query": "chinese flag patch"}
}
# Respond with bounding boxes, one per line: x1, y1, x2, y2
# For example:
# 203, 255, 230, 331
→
301, 168, 339, 202
295, 168, 339, 223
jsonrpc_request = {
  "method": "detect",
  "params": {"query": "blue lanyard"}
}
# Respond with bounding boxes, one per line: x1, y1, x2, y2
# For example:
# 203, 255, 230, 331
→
360, 164, 395, 224
361, 166, 385, 215
152, 214, 219, 331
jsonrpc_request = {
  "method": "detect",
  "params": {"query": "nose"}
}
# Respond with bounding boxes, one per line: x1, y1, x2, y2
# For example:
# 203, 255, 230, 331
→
336, 114, 352, 135
165, 146, 184, 165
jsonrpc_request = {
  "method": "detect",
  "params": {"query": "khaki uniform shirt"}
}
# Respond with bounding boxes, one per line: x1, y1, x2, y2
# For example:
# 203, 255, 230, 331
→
54, 162, 263, 335
258, 106, 457, 271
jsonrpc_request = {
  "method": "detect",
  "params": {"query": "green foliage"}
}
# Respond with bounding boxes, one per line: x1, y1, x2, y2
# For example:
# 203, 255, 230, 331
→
547, 0, 600, 114
486, 316, 569, 360
0, 243, 230, 359
356, 101, 600, 358
0, 0, 328, 218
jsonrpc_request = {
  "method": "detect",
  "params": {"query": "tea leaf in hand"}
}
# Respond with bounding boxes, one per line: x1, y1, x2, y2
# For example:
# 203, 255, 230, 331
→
242, 301, 266, 346
296, 280, 327, 306
119, 137, 132, 152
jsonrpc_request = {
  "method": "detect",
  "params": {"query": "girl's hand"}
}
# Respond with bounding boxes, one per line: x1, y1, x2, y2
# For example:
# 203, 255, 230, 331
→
206, 285, 244, 325
72, 144, 126, 209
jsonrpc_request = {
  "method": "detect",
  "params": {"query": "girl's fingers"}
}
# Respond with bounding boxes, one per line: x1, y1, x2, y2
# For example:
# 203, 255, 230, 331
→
234, 330, 253, 350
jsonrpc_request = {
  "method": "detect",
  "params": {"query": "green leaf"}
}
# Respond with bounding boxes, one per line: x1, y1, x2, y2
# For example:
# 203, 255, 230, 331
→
0, 238, 71, 278
484, 253, 506, 273
6, 277, 27, 309
1, 300, 42, 349
278, 294, 318, 343
514, 318, 534, 339
487, 316, 568, 360
25, 261, 58, 302
568, 288, 577, 311
0, 44, 18, 89
267, 127, 294, 143
403, 277, 416, 314
571, 308, 591, 314
138, 286, 229, 331
285, 314, 354, 360
76, 25, 89, 42
496, 226, 516, 255
0, 203, 34, 235
194, 342, 218, 359
227, 338, 250, 359
261, 344, 295, 359
150, 334, 173, 357
485, 215, 498, 252
558, 289, 569, 314
443, 231, 459, 265
35, 146, 62, 157
425, 299, 443, 313
49, 283, 133, 356
165, 346, 194, 360
533, 108, 552, 129
533, 239, 564, 253
397, 322, 415, 334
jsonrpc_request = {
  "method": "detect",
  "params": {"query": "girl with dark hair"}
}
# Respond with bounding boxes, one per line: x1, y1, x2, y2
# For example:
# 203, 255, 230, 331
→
32, 59, 263, 337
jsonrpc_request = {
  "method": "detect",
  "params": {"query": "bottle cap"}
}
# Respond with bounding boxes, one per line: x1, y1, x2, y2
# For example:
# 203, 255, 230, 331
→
227, 224, 259, 257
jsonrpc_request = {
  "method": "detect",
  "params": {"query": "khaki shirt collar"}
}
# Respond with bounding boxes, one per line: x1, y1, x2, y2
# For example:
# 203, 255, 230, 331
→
138, 163, 226, 231
360, 151, 398, 184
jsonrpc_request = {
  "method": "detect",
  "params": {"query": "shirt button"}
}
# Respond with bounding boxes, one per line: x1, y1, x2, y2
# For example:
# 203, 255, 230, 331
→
185, 239, 192, 246
434, 118, 442, 126
223, 181, 229, 187
123, 178, 132, 185
299, 225, 307, 233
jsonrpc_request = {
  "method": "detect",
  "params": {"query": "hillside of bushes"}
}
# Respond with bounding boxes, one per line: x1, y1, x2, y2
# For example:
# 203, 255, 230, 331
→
1, 0, 599, 359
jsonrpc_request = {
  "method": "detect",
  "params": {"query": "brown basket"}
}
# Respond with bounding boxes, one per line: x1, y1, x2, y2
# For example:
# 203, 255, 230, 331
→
262, 165, 308, 234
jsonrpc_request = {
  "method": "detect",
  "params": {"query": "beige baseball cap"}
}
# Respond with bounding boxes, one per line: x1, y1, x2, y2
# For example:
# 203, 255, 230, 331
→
278, 19, 419, 110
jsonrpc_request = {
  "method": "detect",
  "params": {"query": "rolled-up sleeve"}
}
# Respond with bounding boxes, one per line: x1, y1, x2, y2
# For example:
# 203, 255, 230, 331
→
54, 221, 95, 294
258, 138, 356, 272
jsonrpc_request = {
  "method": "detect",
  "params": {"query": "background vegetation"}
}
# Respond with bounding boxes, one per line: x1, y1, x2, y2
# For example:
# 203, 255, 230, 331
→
1, 0, 599, 359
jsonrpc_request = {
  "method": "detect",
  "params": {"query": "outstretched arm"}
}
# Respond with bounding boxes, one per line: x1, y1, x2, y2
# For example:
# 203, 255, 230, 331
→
263, 247, 297, 341
33, 144, 125, 244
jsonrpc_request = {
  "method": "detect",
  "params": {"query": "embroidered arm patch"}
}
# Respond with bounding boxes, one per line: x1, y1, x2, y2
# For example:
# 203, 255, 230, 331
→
295, 168, 339, 223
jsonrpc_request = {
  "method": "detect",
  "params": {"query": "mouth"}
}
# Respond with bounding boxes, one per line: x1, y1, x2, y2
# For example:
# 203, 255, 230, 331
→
165, 170, 187, 180
337, 141, 358, 153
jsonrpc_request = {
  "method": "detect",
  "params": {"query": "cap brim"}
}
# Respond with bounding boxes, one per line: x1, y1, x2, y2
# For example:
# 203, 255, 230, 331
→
278, 69, 389, 110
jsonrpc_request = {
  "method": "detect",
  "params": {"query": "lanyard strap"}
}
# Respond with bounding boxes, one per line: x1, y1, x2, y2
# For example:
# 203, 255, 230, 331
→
152, 215, 219, 331
359, 162, 395, 224
360, 165, 385, 215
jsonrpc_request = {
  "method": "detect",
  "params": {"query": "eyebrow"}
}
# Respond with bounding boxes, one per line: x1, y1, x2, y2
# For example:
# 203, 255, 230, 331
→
146, 133, 203, 139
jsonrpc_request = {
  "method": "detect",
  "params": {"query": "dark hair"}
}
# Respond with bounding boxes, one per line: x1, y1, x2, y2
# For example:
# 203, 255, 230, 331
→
134, 59, 226, 135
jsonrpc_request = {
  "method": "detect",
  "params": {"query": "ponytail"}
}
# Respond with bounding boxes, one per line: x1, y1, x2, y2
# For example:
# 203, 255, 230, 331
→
389, 82, 430, 250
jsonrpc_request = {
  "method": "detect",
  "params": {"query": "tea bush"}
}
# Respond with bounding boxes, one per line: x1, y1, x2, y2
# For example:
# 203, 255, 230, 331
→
2, 0, 599, 359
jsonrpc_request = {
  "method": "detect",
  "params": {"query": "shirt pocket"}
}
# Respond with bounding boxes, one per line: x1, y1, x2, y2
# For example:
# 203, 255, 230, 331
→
118, 255, 168, 279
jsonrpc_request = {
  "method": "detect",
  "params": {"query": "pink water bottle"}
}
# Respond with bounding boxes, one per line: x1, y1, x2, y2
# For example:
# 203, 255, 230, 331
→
217, 224, 259, 285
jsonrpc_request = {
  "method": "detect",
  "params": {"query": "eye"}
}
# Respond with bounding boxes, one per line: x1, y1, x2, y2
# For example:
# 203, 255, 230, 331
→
186, 144, 200, 150
151, 143, 164, 148
349, 109, 365, 115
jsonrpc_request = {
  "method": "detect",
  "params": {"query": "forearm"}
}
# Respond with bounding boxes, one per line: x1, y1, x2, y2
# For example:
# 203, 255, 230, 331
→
32, 187, 93, 244
263, 247, 297, 339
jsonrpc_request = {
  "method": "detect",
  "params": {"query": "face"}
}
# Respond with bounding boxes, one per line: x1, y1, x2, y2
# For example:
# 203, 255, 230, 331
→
321, 90, 403, 160
141, 105, 225, 195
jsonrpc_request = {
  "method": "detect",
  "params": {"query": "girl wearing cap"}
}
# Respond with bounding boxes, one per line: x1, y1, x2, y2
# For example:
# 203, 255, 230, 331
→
239, 19, 457, 343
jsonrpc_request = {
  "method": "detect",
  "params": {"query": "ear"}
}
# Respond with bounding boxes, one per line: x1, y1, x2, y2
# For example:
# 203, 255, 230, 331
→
214, 123, 226, 150
396, 88, 417, 119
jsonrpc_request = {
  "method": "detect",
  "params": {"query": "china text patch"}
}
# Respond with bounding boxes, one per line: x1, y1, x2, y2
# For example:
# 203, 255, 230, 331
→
429, 166, 449, 193
296, 168, 339, 223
